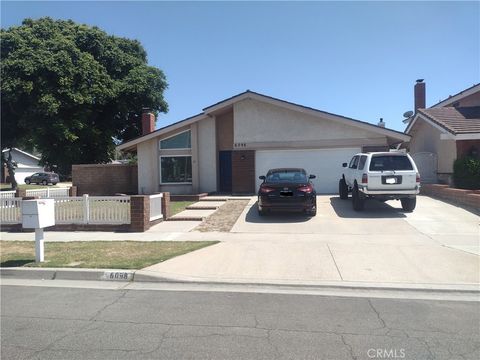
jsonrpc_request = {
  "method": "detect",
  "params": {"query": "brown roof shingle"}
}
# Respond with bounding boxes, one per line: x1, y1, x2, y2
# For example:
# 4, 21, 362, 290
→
418, 106, 480, 135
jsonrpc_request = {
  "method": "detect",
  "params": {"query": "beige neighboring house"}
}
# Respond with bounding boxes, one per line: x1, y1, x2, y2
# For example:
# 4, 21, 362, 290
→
117, 90, 410, 195
1, 148, 44, 185
405, 81, 480, 184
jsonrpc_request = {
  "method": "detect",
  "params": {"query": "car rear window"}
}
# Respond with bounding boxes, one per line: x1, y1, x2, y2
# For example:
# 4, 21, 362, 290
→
369, 155, 413, 171
266, 170, 307, 183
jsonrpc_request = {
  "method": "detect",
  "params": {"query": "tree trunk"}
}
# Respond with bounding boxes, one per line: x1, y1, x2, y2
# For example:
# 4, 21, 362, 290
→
5, 149, 18, 190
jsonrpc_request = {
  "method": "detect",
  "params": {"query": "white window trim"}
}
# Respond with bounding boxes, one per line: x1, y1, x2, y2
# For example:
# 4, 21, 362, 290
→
159, 129, 192, 150
159, 155, 193, 185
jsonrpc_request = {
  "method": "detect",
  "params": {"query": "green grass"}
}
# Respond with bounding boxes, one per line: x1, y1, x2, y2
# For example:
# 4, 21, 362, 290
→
0, 241, 218, 269
1, 183, 71, 191
170, 201, 195, 215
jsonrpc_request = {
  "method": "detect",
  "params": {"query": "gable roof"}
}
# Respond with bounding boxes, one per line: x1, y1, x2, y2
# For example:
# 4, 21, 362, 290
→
418, 107, 480, 134
405, 106, 480, 140
431, 83, 480, 108
2, 147, 41, 161
118, 90, 410, 151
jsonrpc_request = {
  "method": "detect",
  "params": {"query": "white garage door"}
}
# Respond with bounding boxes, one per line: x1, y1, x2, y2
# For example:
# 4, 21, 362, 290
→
255, 148, 361, 194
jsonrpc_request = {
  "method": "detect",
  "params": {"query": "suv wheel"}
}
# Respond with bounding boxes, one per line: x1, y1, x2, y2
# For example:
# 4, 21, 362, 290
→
352, 185, 365, 211
52, 182, 58, 185
42, 180, 48, 185
339, 178, 348, 200
401, 197, 416, 212
25, 179, 30, 185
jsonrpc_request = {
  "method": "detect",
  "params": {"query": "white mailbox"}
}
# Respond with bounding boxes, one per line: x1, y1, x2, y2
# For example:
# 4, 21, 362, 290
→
22, 199, 55, 229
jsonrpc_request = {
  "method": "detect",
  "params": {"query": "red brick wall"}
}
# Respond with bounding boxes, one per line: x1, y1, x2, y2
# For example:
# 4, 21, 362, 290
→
232, 150, 255, 194
421, 184, 480, 212
456, 140, 480, 158
72, 164, 138, 196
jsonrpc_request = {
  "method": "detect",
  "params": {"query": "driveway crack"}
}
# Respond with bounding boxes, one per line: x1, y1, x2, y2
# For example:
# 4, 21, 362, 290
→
327, 244, 344, 281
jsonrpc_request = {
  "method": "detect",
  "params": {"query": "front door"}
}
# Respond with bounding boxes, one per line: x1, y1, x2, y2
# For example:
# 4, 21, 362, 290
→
219, 151, 232, 192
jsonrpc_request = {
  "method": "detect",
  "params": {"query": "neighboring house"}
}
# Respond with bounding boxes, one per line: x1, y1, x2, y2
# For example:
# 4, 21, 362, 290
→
1, 148, 45, 184
117, 90, 410, 195
405, 81, 480, 184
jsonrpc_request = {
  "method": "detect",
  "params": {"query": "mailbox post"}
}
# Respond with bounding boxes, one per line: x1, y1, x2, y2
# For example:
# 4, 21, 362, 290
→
21, 199, 55, 262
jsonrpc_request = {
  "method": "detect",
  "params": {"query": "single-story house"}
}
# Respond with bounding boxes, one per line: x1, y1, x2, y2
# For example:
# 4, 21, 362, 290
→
1, 148, 45, 184
117, 90, 410, 195
405, 81, 480, 184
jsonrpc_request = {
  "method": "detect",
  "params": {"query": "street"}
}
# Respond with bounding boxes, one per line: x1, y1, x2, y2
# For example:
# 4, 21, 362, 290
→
1, 281, 479, 360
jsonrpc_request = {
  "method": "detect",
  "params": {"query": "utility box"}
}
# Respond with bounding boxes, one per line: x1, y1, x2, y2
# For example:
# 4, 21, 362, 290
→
22, 199, 55, 229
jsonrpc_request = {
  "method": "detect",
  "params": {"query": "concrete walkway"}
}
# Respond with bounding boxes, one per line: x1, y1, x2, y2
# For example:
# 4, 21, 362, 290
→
2, 195, 478, 287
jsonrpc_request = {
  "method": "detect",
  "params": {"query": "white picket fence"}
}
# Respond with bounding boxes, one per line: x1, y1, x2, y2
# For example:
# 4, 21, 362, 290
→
26, 187, 70, 198
1, 195, 131, 225
0, 198, 22, 224
0, 187, 70, 199
149, 193, 163, 221
0, 191, 16, 199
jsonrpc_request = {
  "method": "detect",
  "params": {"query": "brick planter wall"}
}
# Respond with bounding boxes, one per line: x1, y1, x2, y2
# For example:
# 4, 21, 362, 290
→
170, 193, 208, 202
421, 184, 480, 212
130, 195, 150, 232
72, 164, 138, 195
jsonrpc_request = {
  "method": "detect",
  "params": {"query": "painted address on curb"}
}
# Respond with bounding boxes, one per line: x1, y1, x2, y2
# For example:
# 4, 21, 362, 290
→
102, 271, 134, 281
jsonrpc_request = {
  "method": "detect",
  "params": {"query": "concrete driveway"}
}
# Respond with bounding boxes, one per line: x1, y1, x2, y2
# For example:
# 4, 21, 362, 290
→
143, 195, 479, 287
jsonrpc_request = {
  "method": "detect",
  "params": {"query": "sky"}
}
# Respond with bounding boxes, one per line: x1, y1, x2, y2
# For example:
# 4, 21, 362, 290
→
1, 1, 479, 132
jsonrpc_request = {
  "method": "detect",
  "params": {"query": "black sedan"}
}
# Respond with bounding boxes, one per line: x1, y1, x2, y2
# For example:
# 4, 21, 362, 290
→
257, 168, 317, 216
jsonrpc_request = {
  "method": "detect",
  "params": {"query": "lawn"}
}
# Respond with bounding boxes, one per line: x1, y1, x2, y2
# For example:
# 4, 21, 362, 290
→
170, 201, 195, 216
0, 241, 218, 269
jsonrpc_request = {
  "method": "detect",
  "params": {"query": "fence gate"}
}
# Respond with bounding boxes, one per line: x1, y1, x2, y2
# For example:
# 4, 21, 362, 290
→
412, 152, 437, 184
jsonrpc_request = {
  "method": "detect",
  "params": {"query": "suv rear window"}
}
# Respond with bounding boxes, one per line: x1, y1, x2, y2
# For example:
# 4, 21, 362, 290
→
369, 155, 413, 171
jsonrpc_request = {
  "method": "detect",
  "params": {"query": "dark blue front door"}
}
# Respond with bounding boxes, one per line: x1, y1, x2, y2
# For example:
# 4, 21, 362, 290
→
219, 151, 232, 192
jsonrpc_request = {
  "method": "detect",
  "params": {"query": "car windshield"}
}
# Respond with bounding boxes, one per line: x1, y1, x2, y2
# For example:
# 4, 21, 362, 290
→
266, 170, 307, 183
369, 155, 413, 171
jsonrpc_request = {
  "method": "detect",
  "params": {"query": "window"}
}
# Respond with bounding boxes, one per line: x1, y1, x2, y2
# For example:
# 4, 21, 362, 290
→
266, 169, 307, 183
358, 156, 367, 170
349, 156, 359, 169
160, 156, 192, 183
159, 131, 191, 149
369, 155, 413, 171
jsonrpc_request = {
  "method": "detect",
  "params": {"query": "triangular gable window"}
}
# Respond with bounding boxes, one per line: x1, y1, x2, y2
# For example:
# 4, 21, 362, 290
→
159, 130, 191, 149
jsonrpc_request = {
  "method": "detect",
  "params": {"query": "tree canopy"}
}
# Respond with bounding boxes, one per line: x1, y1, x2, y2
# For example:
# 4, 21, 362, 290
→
1, 17, 168, 175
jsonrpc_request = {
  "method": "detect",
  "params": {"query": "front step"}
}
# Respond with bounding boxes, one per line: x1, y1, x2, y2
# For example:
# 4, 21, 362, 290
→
186, 206, 218, 210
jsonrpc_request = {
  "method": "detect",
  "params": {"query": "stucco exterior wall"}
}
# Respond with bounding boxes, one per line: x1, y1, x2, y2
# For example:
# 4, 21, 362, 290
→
233, 99, 387, 147
409, 121, 456, 174
137, 138, 158, 194
197, 116, 217, 193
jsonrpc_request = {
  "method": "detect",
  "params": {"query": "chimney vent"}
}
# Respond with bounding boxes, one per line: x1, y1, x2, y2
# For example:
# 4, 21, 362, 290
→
377, 118, 385, 128
414, 79, 426, 111
141, 109, 155, 135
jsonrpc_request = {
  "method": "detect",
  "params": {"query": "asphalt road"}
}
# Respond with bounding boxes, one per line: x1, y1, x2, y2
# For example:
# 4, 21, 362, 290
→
1, 283, 479, 360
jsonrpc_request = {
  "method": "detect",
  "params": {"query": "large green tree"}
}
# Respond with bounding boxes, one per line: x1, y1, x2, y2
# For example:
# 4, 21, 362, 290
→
1, 17, 168, 180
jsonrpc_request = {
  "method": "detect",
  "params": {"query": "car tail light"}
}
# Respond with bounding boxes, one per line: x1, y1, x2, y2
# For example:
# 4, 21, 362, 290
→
297, 184, 313, 193
361, 173, 368, 184
260, 186, 275, 194
416, 173, 421, 183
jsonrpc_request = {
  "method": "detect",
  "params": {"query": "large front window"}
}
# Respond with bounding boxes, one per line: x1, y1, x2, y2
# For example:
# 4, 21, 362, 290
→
160, 156, 192, 183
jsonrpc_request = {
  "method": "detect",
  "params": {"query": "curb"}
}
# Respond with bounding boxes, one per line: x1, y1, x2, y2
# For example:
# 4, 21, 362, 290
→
2, 267, 480, 294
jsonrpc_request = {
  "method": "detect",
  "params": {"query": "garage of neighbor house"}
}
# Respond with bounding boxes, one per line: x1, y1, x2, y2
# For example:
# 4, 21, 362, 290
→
117, 90, 410, 195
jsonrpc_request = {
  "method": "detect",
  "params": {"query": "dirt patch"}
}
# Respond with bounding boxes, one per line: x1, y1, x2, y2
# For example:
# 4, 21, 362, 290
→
194, 200, 249, 232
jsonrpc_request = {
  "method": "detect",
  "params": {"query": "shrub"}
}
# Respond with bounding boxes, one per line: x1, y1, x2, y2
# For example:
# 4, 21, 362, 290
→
453, 156, 480, 190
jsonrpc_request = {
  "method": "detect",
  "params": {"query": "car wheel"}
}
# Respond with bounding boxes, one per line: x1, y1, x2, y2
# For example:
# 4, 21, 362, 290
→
401, 197, 416, 212
339, 178, 348, 200
25, 179, 30, 185
42, 180, 48, 185
52, 182, 57, 185
352, 185, 365, 211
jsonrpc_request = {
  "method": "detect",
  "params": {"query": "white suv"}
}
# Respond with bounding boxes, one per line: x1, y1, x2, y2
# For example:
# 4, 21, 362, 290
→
339, 151, 421, 212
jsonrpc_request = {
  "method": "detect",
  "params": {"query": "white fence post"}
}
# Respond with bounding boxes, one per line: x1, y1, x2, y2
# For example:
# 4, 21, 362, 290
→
83, 194, 89, 224
46, 187, 50, 198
